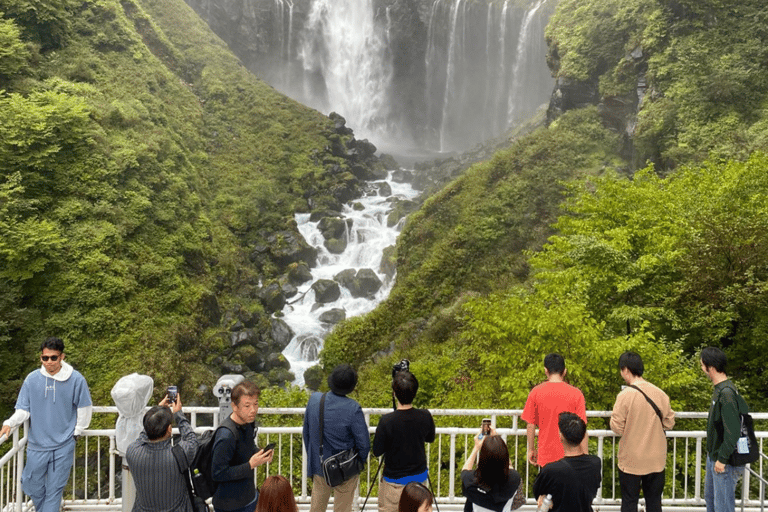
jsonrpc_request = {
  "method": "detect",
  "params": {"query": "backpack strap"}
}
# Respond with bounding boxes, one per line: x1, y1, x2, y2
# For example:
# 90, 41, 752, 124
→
628, 384, 665, 428
172, 442, 198, 510
319, 393, 327, 460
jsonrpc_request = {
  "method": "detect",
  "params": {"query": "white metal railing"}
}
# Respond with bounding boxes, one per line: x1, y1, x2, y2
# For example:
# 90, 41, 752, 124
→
1, 408, 767, 512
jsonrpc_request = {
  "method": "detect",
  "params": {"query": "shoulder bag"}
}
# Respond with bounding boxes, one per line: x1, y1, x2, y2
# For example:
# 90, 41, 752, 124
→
721, 388, 760, 466
629, 384, 666, 429
319, 392, 365, 487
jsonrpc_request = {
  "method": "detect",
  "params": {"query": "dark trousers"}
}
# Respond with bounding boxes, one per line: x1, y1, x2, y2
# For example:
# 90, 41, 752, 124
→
619, 468, 665, 512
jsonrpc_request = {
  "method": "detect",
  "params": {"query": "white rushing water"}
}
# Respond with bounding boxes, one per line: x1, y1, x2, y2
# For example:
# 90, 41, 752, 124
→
299, 0, 392, 135
281, 173, 420, 384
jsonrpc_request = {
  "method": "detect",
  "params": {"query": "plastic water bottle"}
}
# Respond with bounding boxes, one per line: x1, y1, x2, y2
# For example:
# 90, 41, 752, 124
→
537, 494, 553, 512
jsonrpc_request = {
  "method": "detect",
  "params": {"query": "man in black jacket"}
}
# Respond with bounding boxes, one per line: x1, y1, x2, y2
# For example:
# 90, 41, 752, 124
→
211, 381, 273, 512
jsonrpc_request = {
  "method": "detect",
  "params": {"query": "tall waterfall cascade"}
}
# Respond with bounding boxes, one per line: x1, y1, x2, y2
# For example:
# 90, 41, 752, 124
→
281, 173, 420, 384
257, 0, 556, 153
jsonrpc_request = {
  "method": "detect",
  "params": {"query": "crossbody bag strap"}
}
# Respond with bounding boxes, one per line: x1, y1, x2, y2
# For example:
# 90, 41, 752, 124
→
319, 393, 327, 459
629, 384, 665, 428
171, 443, 197, 510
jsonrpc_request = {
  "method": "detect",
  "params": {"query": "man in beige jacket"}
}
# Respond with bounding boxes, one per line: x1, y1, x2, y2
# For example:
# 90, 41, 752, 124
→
610, 352, 675, 512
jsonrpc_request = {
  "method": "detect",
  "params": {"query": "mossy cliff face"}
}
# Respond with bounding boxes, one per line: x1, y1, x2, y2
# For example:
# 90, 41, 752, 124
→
0, 0, 391, 411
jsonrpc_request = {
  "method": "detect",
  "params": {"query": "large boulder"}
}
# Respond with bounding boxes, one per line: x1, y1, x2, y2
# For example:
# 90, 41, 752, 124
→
270, 318, 295, 351
287, 262, 313, 285
312, 279, 341, 303
335, 268, 383, 299
303, 364, 324, 391
379, 245, 397, 279
318, 217, 349, 239
319, 308, 346, 325
262, 230, 318, 269
257, 282, 286, 313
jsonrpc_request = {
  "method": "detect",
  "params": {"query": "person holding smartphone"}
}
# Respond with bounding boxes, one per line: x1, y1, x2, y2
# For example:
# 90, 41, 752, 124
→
461, 429, 524, 512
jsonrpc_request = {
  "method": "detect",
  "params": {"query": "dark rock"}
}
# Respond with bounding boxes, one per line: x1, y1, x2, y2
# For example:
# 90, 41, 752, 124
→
546, 76, 600, 125
319, 308, 346, 325
282, 283, 298, 299
387, 198, 419, 227
335, 268, 383, 298
233, 345, 261, 371
325, 237, 347, 254
267, 367, 295, 387
198, 293, 221, 327
379, 153, 400, 170
287, 262, 313, 285
270, 318, 294, 350
220, 360, 245, 374
303, 364, 324, 391
333, 269, 357, 289
329, 112, 353, 136
264, 230, 318, 268
266, 352, 291, 371
318, 217, 348, 239
312, 279, 341, 303
391, 169, 415, 183
377, 181, 392, 197
350, 268, 383, 298
379, 245, 397, 279
257, 282, 286, 313
229, 329, 258, 347
352, 202, 365, 210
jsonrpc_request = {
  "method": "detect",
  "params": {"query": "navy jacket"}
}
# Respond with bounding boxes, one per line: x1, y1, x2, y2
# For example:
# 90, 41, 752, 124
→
303, 391, 370, 478
211, 417, 258, 511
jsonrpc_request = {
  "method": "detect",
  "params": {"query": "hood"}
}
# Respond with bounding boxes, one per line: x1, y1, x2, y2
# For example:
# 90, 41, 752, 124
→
40, 360, 74, 382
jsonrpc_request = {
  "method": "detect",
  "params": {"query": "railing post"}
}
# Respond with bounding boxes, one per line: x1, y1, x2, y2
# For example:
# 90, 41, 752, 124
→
15, 426, 23, 512
449, 431, 457, 501
695, 437, 703, 501
109, 435, 116, 504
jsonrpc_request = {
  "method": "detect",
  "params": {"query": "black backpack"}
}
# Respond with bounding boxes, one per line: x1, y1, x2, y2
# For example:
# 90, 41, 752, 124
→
189, 418, 238, 500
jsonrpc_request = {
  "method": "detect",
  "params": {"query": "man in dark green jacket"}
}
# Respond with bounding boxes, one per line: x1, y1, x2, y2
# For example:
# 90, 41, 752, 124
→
701, 347, 743, 512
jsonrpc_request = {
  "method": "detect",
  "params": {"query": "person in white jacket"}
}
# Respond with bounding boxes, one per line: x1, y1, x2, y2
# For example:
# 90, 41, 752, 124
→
0, 337, 92, 512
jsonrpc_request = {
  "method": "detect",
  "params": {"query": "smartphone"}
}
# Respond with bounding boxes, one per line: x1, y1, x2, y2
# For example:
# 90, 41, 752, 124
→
262, 442, 276, 453
167, 385, 178, 404
480, 418, 492, 438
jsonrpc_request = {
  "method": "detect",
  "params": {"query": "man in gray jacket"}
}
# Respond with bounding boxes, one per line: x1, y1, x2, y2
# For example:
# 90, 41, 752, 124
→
126, 394, 199, 512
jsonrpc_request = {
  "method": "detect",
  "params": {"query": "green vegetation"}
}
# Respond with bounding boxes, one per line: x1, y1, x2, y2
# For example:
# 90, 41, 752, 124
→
0, 0, 369, 418
324, 0, 768, 413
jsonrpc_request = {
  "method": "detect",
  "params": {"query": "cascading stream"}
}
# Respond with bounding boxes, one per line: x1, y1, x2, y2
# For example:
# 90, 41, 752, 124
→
281, 173, 420, 384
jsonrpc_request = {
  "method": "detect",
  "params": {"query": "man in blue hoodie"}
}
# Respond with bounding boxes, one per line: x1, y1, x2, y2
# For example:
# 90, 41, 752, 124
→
0, 337, 93, 512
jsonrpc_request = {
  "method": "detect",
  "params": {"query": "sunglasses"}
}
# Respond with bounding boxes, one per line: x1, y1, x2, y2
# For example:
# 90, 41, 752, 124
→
41, 355, 60, 362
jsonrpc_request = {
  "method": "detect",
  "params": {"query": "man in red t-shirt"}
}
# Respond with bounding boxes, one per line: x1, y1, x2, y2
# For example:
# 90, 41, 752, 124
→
522, 353, 588, 467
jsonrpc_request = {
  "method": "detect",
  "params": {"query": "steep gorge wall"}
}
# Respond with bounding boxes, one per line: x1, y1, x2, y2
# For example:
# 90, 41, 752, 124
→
183, 0, 556, 153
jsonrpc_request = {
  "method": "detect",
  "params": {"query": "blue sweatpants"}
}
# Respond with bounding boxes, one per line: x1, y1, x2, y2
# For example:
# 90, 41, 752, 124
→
22, 440, 76, 512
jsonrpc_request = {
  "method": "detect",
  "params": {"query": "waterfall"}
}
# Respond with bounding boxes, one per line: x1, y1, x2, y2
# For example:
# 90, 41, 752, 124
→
439, 0, 465, 153
299, 0, 392, 135
507, 0, 547, 124
208, 0, 555, 154
281, 173, 420, 384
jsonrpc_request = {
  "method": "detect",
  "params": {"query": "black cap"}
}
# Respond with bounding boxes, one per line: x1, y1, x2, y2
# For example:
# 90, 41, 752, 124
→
327, 364, 357, 396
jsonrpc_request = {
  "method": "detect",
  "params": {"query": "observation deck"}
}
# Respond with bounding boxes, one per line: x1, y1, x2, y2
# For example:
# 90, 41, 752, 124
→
1, 407, 766, 512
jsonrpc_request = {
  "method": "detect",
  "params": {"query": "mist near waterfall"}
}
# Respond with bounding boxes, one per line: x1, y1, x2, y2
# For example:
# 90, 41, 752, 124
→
263, 0, 555, 154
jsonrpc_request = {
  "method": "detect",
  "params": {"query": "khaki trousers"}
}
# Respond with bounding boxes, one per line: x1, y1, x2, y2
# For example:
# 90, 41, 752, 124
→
378, 479, 427, 512
310, 474, 359, 512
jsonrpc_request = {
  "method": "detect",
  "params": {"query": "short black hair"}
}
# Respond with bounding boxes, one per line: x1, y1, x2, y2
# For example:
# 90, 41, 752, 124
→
618, 351, 644, 377
701, 346, 727, 373
40, 337, 64, 353
544, 353, 566, 375
143, 406, 173, 441
232, 380, 260, 406
558, 412, 586, 447
393, 371, 418, 405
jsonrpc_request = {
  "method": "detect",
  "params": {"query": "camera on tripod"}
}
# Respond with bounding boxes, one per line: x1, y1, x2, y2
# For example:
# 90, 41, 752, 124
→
392, 359, 410, 378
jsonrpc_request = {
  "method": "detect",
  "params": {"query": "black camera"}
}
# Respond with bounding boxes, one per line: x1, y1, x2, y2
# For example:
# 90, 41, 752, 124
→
392, 359, 410, 378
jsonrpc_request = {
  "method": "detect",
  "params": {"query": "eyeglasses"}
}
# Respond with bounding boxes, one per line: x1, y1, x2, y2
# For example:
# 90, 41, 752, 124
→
41, 355, 60, 362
